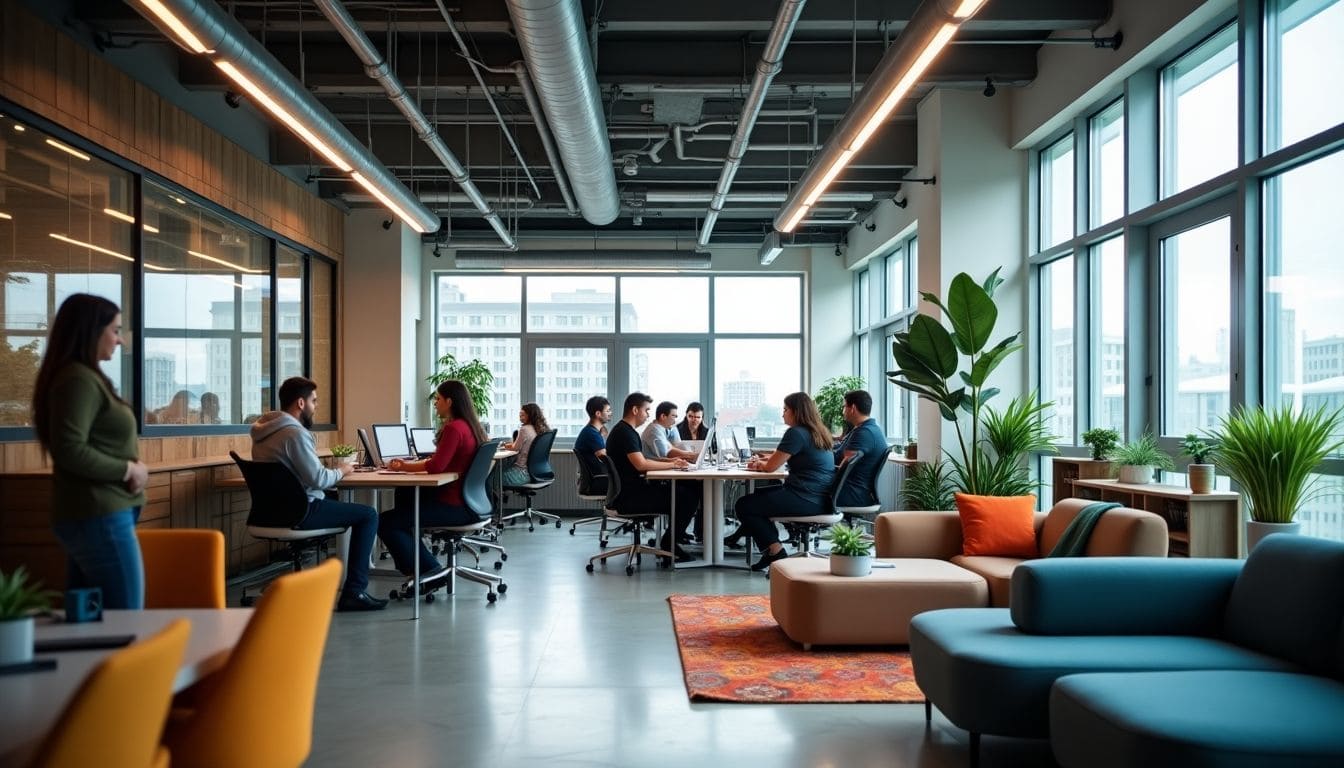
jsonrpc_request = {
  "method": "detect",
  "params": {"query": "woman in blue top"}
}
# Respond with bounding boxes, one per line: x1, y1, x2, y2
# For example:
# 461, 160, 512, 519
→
735, 391, 835, 570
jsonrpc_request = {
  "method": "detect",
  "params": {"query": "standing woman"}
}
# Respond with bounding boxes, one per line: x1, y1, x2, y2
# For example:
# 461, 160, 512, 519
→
502, 402, 549, 485
378, 379, 486, 583
31, 293, 149, 609
735, 391, 835, 571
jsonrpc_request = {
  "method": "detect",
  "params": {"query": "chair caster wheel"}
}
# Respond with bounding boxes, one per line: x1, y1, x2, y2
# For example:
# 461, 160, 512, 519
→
497, 583, 507, 594
586, 562, 595, 572
625, 565, 636, 575
569, 528, 576, 535
487, 592, 497, 603
424, 592, 435, 603
555, 520, 562, 529
494, 561, 503, 570
528, 526, 535, 532
500, 553, 508, 561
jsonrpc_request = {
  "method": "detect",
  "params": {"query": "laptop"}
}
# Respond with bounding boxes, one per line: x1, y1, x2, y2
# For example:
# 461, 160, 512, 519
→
732, 426, 754, 461
680, 425, 716, 470
372, 424, 416, 467
409, 427, 437, 458
356, 427, 379, 468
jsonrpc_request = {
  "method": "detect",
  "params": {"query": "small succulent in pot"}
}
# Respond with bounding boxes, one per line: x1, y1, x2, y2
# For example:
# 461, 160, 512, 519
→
1181, 434, 1216, 494
1081, 427, 1120, 461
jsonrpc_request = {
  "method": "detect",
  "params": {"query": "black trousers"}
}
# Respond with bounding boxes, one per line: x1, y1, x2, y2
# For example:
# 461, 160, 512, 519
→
735, 484, 827, 549
618, 479, 699, 543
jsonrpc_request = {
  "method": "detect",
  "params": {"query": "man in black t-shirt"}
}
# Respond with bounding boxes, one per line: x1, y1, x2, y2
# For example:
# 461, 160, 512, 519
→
608, 392, 699, 562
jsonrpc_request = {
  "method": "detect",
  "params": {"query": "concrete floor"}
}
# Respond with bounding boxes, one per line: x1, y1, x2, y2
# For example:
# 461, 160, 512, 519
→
301, 520, 1058, 768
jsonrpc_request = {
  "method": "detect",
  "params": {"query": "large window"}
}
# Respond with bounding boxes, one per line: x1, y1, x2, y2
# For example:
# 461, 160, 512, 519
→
1266, 0, 1344, 151
434, 274, 803, 443
1089, 100, 1125, 227
1040, 135, 1075, 249
1089, 238, 1126, 433
1162, 25, 1239, 196
1040, 256, 1075, 442
853, 235, 917, 442
1159, 215, 1232, 436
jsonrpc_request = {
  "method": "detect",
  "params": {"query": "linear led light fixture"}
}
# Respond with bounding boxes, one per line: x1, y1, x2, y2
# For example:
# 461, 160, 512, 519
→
133, 0, 212, 53
774, 0, 986, 233
50, 233, 132, 263
45, 139, 90, 161
143, 224, 160, 233
103, 208, 135, 223
0, 212, 12, 220
351, 172, 426, 233
188, 249, 265, 274
214, 61, 351, 173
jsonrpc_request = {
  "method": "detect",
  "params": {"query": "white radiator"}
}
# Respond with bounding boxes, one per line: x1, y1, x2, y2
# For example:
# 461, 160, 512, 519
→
504, 451, 602, 515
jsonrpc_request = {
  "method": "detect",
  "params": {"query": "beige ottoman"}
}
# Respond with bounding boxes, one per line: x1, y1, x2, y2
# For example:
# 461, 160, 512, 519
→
769, 557, 989, 649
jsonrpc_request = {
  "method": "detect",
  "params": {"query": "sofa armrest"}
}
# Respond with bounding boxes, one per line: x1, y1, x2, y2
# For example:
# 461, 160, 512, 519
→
1010, 557, 1243, 636
873, 511, 964, 559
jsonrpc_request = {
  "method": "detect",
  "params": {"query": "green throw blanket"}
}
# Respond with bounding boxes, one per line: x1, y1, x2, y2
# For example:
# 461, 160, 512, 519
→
1046, 501, 1121, 557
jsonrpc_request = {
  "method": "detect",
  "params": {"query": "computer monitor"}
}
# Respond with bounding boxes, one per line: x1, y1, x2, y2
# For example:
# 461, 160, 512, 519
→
688, 425, 715, 468
732, 426, 752, 461
372, 423, 415, 464
356, 428, 378, 467
409, 427, 437, 457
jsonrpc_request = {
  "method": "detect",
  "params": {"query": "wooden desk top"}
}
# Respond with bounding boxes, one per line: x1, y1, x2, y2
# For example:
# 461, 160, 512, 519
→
0, 608, 252, 765
647, 466, 788, 481
214, 470, 459, 491
1070, 477, 1240, 501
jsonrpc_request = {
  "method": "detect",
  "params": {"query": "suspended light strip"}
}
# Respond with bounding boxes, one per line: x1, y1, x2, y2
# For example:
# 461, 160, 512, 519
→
143, 262, 174, 272
0, 212, 11, 220
133, 0, 211, 53
803, 150, 855, 206
45, 139, 90, 161
780, 205, 810, 233
143, 224, 160, 233
952, 0, 988, 18
12, 125, 24, 132
848, 24, 957, 154
351, 172, 427, 233
103, 208, 135, 223
215, 61, 353, 172
49, 233, 132, 263
206, 274, 247, 289
187, 249, 265, 274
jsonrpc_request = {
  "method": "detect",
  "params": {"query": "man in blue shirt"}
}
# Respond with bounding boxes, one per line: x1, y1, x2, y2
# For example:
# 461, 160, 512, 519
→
833, 389, 888, 507
574, 396, 611, 495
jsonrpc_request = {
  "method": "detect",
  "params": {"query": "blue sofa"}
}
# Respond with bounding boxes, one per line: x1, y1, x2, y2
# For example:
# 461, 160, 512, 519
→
908, 534, 1344, 767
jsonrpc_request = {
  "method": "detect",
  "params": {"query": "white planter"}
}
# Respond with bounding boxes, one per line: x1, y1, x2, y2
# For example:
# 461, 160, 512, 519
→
1187, 464, 1215, 494
829, 554, 872, 577
0, 617, 34, 667
1246, 520, 1301, 552
1117, 464, 1154, 484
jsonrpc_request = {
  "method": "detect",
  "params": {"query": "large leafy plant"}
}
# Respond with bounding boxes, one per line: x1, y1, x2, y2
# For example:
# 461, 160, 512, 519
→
887, 269, 1054, 495
426, 352, 494, 421
1211, 405, 1344, 523
900, 460, 956, 511
814, 375, 866, 435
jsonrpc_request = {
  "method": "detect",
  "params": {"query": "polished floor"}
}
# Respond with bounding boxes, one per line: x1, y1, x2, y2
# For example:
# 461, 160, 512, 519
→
303, 519, 1058, 768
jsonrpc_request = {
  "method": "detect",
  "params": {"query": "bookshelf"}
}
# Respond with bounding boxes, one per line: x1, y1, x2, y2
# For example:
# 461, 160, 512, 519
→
1050, 458, 1114, 508
1070, 478, 1242, 558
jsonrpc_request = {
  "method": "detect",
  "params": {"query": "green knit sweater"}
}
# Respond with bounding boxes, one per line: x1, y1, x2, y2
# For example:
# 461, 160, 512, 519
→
46, 363, 145, 522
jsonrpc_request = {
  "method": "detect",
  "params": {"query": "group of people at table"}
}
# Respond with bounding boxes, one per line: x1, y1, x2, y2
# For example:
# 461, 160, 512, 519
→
32, 293, 888, 621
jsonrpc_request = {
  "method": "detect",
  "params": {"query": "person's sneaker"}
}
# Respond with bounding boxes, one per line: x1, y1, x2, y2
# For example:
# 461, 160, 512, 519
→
336, 591, 389, 612
750, 548, 790, 572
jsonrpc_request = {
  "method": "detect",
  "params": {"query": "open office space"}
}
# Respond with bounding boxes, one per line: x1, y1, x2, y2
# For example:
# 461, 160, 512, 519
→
2, 0, 1343, 765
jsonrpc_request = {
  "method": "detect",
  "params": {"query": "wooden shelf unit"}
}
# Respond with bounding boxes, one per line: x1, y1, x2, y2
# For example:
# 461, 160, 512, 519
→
1050, 458, 1114, 508
1070, 478, 1242, 558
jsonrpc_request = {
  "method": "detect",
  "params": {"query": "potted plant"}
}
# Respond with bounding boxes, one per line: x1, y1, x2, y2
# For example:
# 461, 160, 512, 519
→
1181, 434, 1216, 494
330, 443, 358, 467
823, 523, 874, 576
1211, 404, 1344, 551
0, 566, 56, 667
1111, 433, 1174, 485
426, 352, 494, 429
900, 460, 956, 511
814, 375, 866, 436
1081, 427, 1120, 461
905, 437, 918, 460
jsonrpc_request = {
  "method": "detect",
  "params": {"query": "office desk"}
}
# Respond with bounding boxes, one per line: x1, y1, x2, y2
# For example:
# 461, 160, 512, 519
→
491, 449, 518, 526
0, 608, 252, 766
646, 465, 788, 569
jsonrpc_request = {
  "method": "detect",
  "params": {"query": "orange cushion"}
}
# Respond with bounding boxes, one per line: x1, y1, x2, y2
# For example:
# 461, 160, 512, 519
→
955, 492, 1038, 558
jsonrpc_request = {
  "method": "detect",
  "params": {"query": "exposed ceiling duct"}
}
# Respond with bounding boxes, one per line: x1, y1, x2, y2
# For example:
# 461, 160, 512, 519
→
504, 0, 621, 226
128, 0, 439, 234
455, 250, 710, 270
313, 0, 515, 248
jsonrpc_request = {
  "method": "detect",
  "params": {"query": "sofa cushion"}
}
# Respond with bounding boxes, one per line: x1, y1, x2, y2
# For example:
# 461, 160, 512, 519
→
955, 493, 1038, 558
909, 608, 1296, 739
1223, 534, 1344, 678
1051, 670, 1344, 768
950, 555, 1023, 608
1039, 499, 1171, 557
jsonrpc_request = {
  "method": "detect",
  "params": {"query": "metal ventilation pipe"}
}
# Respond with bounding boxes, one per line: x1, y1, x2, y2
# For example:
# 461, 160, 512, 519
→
697, 0, 808, 249
130, 0, 438, 234
505, 0, 621, 226
314, 0, 514, 248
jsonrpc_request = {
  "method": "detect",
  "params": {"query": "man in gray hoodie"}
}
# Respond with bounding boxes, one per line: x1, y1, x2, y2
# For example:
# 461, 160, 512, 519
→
250, 376, 386, 612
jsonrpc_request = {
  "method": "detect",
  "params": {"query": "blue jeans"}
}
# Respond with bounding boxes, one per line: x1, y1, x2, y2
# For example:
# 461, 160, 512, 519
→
52, 507, 144, 610
378, 487, 477, 575
302, 498, 379, 598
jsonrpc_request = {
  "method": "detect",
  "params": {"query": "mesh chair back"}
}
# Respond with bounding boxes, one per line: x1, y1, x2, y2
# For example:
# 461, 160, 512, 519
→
461, 439, 502, 521
601, 452, 623, 509
574, 447, 608, 496
230, 450, 310, 528
828, 449, 866, 514
525, 429, 558, 481
863, 445, 893, 506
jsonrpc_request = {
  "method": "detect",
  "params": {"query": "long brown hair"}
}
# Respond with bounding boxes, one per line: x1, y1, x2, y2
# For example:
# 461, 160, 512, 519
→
783, 391, 833, 450
437, 379, 487, 443
32, 294, 123, 454
521, 402, 550, 434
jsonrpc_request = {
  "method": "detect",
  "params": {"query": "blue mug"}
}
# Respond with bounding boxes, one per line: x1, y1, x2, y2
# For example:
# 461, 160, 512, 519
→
64, 587, 103, 623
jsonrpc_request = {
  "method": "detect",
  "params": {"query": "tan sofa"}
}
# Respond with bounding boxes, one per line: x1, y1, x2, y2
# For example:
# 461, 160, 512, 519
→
873, 498, 1170, 607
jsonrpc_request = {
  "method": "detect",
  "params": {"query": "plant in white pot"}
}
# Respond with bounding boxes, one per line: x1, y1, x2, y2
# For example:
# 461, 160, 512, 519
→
1181, 434, 1216, 494
1111, 433, 1174, 485
824, 523, 874, 576
0, 566, 56, 667
330, 443, 358, 467
1210, 404, 1344, 551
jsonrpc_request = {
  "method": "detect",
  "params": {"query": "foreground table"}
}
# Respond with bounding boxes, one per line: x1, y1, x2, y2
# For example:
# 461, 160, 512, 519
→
647, 465, 788, 569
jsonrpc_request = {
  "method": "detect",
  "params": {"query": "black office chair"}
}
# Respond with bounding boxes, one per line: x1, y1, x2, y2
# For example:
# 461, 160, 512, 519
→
568, 448, 621, 545
586, 453, 673, 575
393, 439, 508, 604
229, 450, 347, 607
500, 429, 561, 531
835, 446, 892, 533
749, 453, 862, 567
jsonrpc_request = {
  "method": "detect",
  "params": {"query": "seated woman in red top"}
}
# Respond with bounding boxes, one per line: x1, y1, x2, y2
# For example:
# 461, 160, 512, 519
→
377, 379, 484, 583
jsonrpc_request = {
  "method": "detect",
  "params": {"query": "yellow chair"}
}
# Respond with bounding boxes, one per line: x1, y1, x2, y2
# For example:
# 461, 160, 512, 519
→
138, 529, 227, 609
163, 558, 342, 768
30, 619, 191, 768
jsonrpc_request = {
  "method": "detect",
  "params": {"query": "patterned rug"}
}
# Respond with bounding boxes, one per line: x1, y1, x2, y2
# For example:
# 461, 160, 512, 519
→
667, 593, 924, 703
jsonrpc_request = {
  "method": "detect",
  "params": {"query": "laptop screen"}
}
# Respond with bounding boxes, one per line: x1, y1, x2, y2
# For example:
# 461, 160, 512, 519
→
356, 427, 378, 467
409, 427, 437, 456
372, 424, 415, 463
732, 426, 752, 460
690, 425, 716, 467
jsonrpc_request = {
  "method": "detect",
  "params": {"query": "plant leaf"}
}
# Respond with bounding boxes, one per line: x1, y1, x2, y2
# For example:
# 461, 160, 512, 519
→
904, 315, 959, 378
944, 273, 998, 355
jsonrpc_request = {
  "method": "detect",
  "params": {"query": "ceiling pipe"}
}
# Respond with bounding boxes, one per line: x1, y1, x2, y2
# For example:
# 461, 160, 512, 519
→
504, 0, 621, 226
697, 0, 808, 250
130, 0, 438, 233
476, 60, 579, 217
642, 190, 878, 204
312, 0, 514, 247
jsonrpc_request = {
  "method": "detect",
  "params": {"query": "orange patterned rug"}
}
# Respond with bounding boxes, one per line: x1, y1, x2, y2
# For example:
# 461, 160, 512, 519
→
667, 593, 924, 703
